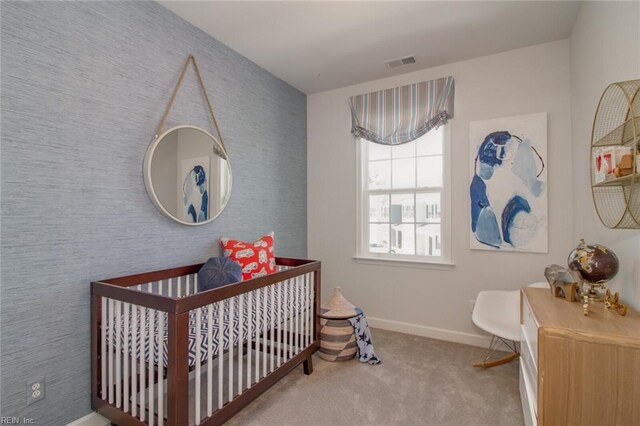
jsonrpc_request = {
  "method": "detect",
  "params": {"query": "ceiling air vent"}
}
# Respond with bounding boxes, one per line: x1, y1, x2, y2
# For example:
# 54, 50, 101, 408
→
385, 55, 417, 69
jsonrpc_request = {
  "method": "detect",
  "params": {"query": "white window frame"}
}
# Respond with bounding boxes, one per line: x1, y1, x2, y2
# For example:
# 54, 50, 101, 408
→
355, 126, 453, 267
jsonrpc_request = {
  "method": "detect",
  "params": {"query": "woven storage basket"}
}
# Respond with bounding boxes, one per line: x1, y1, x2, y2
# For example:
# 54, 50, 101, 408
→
319, 287, 358, 362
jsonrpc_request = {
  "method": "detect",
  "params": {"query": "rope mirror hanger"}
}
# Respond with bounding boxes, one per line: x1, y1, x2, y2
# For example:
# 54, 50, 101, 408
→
154, 54, 227, 156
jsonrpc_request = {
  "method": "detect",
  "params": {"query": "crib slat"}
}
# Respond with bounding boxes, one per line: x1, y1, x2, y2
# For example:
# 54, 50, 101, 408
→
299, 276, 303, 352
298, 275, 306, 352
158, 307, 165, 426
108, 298, 114, 404
158, 281, 164, 426
101, 297, 107, 400
207, 304, 213, 417
140, 307, 146, 422
255, 290, 260, 383
295, 277, 300, 354
131, 304, 138, 417
247, 290, 253, 389
262, 287, 267, 377
238, 293, 244, 395
309, 273, 313, 346
302, 275, 307, 348
300, 276, 304, 351
289, 279, 294, 359
228, 297, 235, 401
186, 275, 191, 296
123, 302, 130, 412
270, 285, 275, 373
309, 274, 312, 345
168, 278, 172, 298
195, 307, 202, 425
148, 308, 155, 426
276, 281, 282, 368
283, 280, 289, 361
218, 300, 224, 409
310, 274, 315, 342
114, 301, 122, 408
156, 280, 164, 426
306, 273, 311, 347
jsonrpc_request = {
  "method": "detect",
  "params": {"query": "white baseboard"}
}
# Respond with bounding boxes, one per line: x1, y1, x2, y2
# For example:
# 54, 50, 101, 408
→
367, 316, 492, 348
66, 412, 109, 426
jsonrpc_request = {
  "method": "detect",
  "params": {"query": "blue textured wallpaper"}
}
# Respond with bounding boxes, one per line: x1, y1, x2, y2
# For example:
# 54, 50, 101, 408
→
0, 1, 307, 423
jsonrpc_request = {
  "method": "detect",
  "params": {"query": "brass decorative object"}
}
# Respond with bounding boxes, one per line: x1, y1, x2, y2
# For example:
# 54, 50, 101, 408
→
582, 294, 589, 316
590, 79, 640, 229
604, 289, 628, 316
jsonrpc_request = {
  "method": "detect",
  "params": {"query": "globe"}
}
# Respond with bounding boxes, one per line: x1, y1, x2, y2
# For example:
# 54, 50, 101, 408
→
568, 239, 619, 284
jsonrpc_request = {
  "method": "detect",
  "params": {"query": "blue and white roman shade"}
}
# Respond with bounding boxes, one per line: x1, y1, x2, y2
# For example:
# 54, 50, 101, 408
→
349, 76, 455, 145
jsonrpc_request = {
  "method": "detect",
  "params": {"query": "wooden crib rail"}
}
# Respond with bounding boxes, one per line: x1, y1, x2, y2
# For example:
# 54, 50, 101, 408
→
100, 258, 315, 288
91, 258, 319, 314
101, 263, 204, 288
176, 259, 320, 314
92, 282, 176, 312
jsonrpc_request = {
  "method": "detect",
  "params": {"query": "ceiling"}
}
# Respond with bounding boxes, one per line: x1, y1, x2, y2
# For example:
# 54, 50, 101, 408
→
159, 1, 582, 94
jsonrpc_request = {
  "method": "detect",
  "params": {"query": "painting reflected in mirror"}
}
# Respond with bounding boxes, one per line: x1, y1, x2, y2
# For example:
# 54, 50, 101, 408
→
144, 125, 231, 225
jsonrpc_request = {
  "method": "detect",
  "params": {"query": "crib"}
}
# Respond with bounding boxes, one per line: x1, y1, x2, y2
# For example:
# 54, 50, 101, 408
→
91, 257, 321, 426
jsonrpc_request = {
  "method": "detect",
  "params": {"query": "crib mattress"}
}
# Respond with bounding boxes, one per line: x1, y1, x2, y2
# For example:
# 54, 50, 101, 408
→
107, 284, 310, 368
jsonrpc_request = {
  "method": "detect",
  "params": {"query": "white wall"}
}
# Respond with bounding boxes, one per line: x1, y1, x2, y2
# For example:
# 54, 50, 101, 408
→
151, 130, 179, 213
570, 2, 640, 309
308, 40, 573, 345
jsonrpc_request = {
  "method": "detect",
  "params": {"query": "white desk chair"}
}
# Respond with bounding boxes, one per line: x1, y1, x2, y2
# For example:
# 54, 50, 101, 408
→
472, 282, 548, 368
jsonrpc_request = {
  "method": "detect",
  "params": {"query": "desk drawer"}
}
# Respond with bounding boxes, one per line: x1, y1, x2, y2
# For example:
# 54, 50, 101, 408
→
520, 328, 537, 416
521, 325, 538, 374
522, 293, 538, 366
520, 361, 537, 426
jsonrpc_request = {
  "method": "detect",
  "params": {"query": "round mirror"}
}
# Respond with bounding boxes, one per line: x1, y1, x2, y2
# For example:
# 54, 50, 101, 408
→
144, 125, 232, 225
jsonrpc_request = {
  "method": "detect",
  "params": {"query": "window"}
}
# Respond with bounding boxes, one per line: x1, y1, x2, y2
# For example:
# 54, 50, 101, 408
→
357, 126, 451, 263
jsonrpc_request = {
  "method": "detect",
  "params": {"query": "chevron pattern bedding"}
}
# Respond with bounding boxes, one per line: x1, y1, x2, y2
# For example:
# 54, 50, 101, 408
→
107, 283, 310, 368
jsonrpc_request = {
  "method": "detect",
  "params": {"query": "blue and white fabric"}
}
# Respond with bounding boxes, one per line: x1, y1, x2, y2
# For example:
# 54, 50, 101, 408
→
348, 308, 382, 365
108, 283, 309, 368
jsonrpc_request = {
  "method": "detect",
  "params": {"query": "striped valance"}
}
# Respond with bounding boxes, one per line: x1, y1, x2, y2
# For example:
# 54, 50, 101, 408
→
349, 76, 455, 145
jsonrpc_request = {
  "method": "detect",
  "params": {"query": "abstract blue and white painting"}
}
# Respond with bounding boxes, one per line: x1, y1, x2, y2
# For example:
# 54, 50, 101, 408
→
469, 112, 548, 252
181, 156, 209, 223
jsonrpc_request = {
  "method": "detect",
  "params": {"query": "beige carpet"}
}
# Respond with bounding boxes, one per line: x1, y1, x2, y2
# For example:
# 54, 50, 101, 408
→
228, 328, 524, 426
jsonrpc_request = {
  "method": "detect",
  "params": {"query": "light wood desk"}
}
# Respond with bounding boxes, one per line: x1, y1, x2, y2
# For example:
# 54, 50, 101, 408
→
520, 287, 640, 426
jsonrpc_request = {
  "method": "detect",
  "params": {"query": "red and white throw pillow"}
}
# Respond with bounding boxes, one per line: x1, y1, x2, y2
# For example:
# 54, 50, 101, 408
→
221, 232, 276, 280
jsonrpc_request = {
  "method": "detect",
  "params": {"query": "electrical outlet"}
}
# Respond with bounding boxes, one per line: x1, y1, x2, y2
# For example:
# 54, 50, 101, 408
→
26, 378, 45, 405
469, 299, 476, 314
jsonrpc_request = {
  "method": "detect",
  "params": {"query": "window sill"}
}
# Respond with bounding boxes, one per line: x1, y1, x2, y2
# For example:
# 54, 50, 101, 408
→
352, 256, 455, 270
